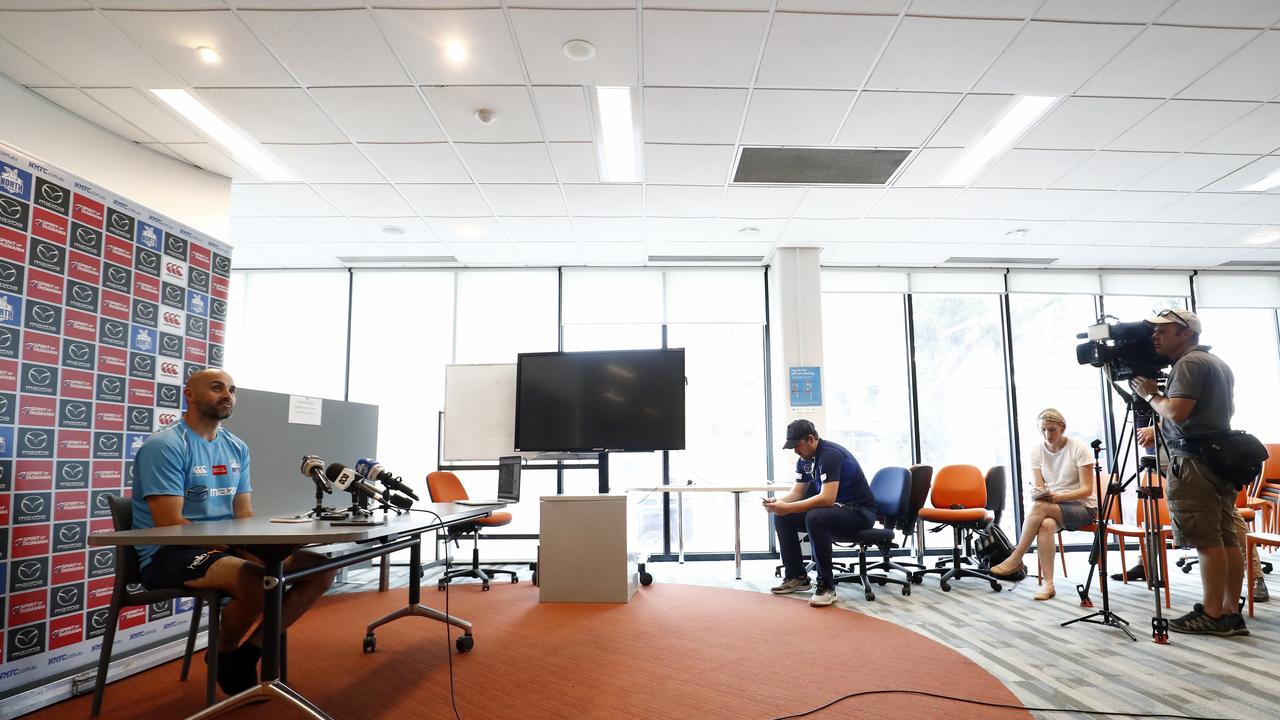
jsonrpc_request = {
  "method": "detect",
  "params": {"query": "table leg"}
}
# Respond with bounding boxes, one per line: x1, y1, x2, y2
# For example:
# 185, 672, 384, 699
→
678, 492, 685, 564
734, 492, 743, 580
260, 556, 285, 683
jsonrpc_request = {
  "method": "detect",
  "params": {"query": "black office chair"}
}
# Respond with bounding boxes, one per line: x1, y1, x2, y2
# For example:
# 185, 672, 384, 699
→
985, 466, 1007, 527
835, 467, 916, 601
906, 464, 934, 566
91, 495, 223, 716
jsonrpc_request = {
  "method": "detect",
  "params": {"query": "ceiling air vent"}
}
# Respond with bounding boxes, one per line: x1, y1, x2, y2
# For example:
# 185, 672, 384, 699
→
733, 147, 910, 185
1219, 260, 1280, 267
944, 256, 1057, 265
337, 255, 458, 264
647, 255, 764, 263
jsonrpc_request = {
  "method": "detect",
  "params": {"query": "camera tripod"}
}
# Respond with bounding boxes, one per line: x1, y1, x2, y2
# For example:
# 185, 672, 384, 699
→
1062, 382, 1170, 644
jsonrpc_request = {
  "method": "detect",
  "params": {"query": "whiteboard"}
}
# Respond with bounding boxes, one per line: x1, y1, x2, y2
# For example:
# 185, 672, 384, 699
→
443, 363, 529, 462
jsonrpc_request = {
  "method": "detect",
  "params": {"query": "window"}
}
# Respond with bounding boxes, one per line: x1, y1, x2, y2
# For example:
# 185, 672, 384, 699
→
1193, 309, 1280, 443
454, 271, 558, 364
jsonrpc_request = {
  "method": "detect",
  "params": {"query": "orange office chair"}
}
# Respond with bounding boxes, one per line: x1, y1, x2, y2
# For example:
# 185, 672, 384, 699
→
427, 471, 518, 591
1104, 471, 1173, 608
1176, 485, 1271, 575
1253, 444, 1280, 532
914, 464, 1002, 592
1055, 495, 1118, 579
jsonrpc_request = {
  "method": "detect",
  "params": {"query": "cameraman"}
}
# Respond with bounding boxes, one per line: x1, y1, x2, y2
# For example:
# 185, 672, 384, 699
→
1131, 309, 1246, 637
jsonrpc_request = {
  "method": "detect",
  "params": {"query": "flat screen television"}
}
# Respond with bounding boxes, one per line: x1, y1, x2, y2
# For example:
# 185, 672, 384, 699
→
515, 349, 686, 452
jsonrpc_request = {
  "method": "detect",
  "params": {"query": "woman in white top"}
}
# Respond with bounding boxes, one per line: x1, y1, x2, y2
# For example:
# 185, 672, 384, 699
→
990, 408, 1097, 600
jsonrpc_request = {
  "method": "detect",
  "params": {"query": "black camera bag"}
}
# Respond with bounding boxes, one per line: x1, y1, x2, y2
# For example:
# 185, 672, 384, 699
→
1196, 430, 1269, 490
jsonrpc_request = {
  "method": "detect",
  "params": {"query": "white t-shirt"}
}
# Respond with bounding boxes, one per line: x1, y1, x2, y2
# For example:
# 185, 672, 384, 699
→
1029, 436, 1096, 508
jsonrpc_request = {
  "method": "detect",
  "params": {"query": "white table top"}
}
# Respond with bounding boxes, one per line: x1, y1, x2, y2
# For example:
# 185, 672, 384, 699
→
625, 485, 791, 493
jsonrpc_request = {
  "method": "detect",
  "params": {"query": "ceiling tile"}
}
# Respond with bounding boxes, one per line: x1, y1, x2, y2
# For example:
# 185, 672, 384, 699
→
238, 10, 408, 85
548, 142, 600, 183
422, 86, 542, 143
349, 217, 440, 243
778, 218, 855, 245
314, 184, 414, 217
866, 17, 1022, 92
266, 144, 384, 183
1078, 26, 1256, 98
516, 241, 583, 265
1035, 0, 1174, 23
721, 186, 806, 218
908, 218, 999, 244
450, 242, 519, 265
480, 184, 567, 216
1179, 31, 1280, 101
563, 184, 643, 216
777, 0, 907, 11
927, 94, 1015, 147
1142, 193, 1252, 223
106, 9, 295, 87
1221, 195, 1280, 224
866, 188, 962, 219
33, 88, 152, 143
756, 12, 895, 89
82, 88, 201, 144
907, 0, 1040, 18
974, 149, 1090, 188
642, 10, 769, 86
531, 87, 594, 142
246, 243, 342, 268
229, 192, 266, 218
644, 88, 748, 144
974, 21, 1141, 95
1158, 0, 1280, 28
310, 87, 445, 143
740, 89, 856, 146
580, 241, 644, 265
1108, 100, 1258, 152
399, 184, 492, 217
509, 9, 638, 85
836, 92, 959, 148
196, 88, 345, 144
1017, 97, 1162, 151
940, 188, 1039, 218
1128, 154, 1253, 192
713, 218, 788, 244
278, 217, 362, 244
792, 187, 883, 219
891, 148, 960, 186
1052, 151, 1175, 190
373, 8, 525, 85
428, 219, 505, 243
1156, 223, 1259, 248
454, 143, 556, 183
1217, 226, 1278, 246
1008, 189, 1112, 221
0, 35, 66, 85
574, 217, 643, 244
232, 184, 338, 217
846, 218, 927, 243
644, 144, 734, 185
1074, 191, 1183, 221
1202, 155, 1280, 193
0, 10, 181, 86
646, 218, 715, 243
229, 216, 303, 245
167, 143, 258, 181
501, 218, 577, 244
1194, 104, 1280, 155
825, 241, 951, 266
1036, 220, 1130, 245
1091, 222, 1195, 246
1158, 247, 1257, 268
361, 143, 470, 183
645, 185, 724, 217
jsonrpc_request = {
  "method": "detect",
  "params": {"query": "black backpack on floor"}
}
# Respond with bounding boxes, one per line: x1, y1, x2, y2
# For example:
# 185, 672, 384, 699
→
972, 521, 1025, 581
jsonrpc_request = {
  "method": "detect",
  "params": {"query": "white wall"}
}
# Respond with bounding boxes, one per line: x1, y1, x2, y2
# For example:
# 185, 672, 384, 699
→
0, 73, 231, 239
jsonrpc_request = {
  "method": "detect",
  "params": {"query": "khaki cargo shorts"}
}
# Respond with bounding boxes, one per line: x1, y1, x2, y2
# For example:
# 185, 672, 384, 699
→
1166, 455, 1238, 549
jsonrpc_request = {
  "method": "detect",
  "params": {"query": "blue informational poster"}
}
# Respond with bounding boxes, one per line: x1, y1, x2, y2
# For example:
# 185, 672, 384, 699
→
788, 366, 822, 407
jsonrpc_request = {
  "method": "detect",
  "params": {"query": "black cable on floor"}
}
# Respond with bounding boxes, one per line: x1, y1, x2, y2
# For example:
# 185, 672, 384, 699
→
410, 508, 461, 720
770, 688, 1244, 720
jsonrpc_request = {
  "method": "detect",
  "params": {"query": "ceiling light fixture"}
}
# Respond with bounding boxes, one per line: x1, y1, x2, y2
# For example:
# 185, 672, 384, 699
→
1244, 228, 1280, 245
940, 95, 1058, 186
1005, 228, 1030, 241
381, 225, 406, 237
474, 108, 496, 125
738, 227, 760, 237
150, 89, 294, 182
1240, 168, 1280, 193
196, 46, 220, 64
446, 41, 466, 64
594, 86, 640, 183
563, 39, 596, 62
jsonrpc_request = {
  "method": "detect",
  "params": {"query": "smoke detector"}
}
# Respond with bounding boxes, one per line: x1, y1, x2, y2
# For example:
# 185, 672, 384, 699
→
562, 39, 596, 62
474, 108, 496, 125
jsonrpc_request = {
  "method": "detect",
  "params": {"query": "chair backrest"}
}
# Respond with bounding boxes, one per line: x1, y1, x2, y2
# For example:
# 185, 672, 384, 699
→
930, 465, 986, 509
427, 471, 468, 503
1257, 444, 1280, 494
1135, 473, 1172, 526
106, 494, 143, 585
906, 464, 933, 518
984, 466, 1007, 525
868, 467, 911, 526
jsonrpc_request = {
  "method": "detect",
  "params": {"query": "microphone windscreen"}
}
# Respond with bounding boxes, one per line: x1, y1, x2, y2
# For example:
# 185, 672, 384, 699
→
389, 495, 413, 509
324, 462, 345, 481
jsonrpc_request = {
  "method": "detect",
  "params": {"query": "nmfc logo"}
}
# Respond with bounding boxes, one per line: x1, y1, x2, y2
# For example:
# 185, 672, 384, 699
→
1, 167, 24, 195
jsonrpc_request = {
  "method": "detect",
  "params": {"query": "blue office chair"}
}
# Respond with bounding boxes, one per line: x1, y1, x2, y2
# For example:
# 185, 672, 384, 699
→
834, 467, 916, 601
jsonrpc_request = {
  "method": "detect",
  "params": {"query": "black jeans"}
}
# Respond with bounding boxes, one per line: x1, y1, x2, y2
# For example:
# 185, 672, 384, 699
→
774, 504, 875, 587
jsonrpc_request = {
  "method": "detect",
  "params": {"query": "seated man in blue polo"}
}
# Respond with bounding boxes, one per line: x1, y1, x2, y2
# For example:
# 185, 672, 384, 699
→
765, 419, 877, 607
133, 368, 336, 695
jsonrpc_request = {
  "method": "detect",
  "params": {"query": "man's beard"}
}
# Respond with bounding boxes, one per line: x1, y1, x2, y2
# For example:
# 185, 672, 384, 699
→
199, 403, 233, 421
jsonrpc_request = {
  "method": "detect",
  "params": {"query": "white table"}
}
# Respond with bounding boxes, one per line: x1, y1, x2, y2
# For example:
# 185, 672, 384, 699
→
627, 485, 788, 579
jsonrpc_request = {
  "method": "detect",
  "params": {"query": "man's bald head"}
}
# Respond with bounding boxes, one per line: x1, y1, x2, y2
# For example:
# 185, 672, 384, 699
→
185, 368, 234, 393
184, 369, 237, 423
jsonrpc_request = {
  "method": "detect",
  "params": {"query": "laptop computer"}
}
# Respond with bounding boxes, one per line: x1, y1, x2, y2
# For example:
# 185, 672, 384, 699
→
455, 456, 522, 505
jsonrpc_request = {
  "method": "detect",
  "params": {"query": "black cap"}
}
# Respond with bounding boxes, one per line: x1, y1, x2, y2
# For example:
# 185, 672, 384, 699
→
782, 419, 817, 449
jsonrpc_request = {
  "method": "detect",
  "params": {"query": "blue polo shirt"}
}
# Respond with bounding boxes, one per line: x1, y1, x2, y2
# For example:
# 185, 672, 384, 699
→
132, 420, 251, 566
795, 439, 875, 513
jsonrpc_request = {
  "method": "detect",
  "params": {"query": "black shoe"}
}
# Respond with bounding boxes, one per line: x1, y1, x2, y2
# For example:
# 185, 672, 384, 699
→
207, 642, 261, 695
1110, 563, 1146, 582
1169, 603, 1235, 637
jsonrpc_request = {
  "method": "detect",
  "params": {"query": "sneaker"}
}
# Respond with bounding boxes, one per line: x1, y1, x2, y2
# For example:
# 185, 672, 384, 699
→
1254, 577, 1270, 603
206, 642, 260, 695
809, 584, 837, 607
1169, 603, 1235, 637
770, 576, 812, 595
1110, 563, 1146, 582
1224, 613, 1251, 637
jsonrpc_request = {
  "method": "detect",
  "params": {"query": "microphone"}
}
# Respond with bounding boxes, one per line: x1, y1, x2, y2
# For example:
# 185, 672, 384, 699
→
300, 455, 331, 493
354, 458, 420, 501
325, 462, 412, 509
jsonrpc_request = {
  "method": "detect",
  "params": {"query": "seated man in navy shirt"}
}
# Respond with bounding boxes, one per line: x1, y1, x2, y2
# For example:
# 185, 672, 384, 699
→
766, 419, 877, 607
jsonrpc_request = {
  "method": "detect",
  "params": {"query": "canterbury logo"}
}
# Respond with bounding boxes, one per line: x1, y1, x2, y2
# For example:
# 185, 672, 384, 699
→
0, 198, 21, 218
161, 362, 179, 375
58, 526, 81, 544
71, 286, 93, 302
98, 436, 119, 451
31, 305, 55, 323
75, 227, 96, 244
163, 312, 181, 325
133, 356, 152, 371
101, 378, 121, 393
0, 266, 14, 282
41, 184, 64, 203
24, 432, 49, 449
68, 344, 90, 360
36, 244, 60, 263
165, 262, 183, 276
17, 561, 42, 581
107, 267, 127, 284
14, 628, 39, 649
104, 323, 125, 339
111, 214, 130, 230
136, 304, 154, 319
28, 368, 52, 385
20, 495, 44, 513
65, 403, 87, 419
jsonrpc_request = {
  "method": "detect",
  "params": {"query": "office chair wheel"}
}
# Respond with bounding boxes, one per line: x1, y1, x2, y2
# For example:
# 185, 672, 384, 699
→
901, 585, 911, 597
511, 576, 519, 584
482, 582, 491, 591
362, 634, 376, 654
940, 581, 952, 592
1175, 557, 1187, 567
532, 571, 538, 585
438, 581, 448, 591
456, 635, 474, 653
1181, 564, 1194, 574
911, 573, 924, 585
873, 578, 886, 586
864, 590, 875, 601
640, 572, 653, 586
989, 580, 1001, 592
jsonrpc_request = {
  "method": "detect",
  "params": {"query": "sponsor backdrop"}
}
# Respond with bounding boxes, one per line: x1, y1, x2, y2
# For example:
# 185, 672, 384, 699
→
0, 142, 232, 696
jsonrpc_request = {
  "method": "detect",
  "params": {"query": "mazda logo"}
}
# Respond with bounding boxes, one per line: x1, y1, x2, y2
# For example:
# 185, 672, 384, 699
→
76, 227, 96, 244
0, 265, 14, 282
41, 184, 64, 204
72, 285, 93, 302
140, 253, 157, 269
0, 397, 7, 413
17, 561, 41, 581
192, 270, 207, 285
190, 318, 205, 332
167, 237, 183, 253
211, 347, 223, 362
159, 386, 178, 401
28, 367, 51, 385
136, 304, 154, 319
36, 244, 60, 263
14, 628, 39, 649
0, 197, 21, 219
95, 494, 111, 509
162, 336, 179, 352
214, 256, 230, 271
0, 330, 11, 348
31, 305, 55, 323
66, 403, 87, 419
101, 378, 121, 393
107, 267, 127, 284
133, 356, 152, 371
91, 612, 108, 629
59, 525, 81, 544
165, 287, 182, 301
99, 436, 119, 451
105, 322, 125, 339
56, 586, 79, 605
131, 409, 148, 424
111, 214, 129, 230
93, 552, 112, 568
24, 432, 49, 449
63, 463, 84, 480
21, 495, 44, 514
212, 300, 226, 315
68, 344, 90, 360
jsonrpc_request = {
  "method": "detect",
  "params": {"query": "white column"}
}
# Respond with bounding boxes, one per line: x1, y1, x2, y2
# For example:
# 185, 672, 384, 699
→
768, 247, 825, 479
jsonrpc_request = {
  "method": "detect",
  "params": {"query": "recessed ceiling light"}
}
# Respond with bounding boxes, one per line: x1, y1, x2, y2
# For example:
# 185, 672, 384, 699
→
941, 95, 1058, 186
446, 41, 466, 64
738, 227, 760, 237
1239, 168, 1280, 193
563, 39, 596, 62
1005, 228, 1030, 240
381, 225, 406, 237
1244, 228, 1280, 245
474, 108, 496, 125
196, 46, 220, 64
149, 89, 293, 182
594, 86, 640, 183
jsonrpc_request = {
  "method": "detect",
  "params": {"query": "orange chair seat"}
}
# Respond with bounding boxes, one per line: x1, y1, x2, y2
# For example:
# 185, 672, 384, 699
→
1106, 523, 1172, 538
473, 511, 512, 527
918, 507, 987, 523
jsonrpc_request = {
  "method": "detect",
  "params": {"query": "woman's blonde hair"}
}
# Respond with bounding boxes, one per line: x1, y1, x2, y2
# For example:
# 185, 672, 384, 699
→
1037, 408, 1066, 426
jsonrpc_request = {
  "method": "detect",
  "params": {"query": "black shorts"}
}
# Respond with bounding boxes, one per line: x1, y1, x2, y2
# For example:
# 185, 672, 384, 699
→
139, 547, 230, 590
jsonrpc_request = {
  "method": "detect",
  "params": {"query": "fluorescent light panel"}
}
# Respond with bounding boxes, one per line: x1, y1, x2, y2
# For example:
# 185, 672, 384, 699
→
941, 95, 1058, 186
1240, 168, 1280, 192
595, 86, 639, 183
150, 89, 294, 182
